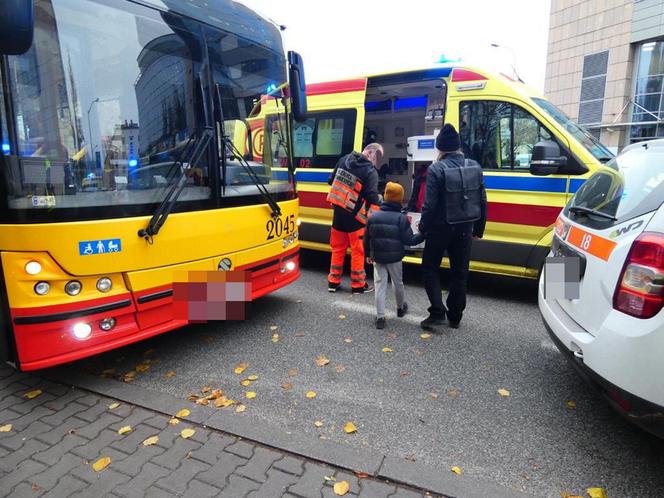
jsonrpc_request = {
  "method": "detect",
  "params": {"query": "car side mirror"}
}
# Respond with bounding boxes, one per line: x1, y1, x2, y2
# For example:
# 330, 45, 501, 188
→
529, 140, 567, 176
287, 51, 308, 122
0, 0, 34, 55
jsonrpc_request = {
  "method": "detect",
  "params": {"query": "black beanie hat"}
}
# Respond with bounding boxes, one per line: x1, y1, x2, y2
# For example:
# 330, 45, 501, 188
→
435, 124, 461, 153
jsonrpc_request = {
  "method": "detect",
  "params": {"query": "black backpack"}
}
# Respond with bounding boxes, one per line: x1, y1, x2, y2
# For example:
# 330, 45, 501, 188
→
438, 158, 483, 224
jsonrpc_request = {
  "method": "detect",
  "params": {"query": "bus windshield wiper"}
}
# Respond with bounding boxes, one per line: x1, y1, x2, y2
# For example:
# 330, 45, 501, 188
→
222, 135, 281, 218
138, 127, 214, 241
569, 205, 617, 221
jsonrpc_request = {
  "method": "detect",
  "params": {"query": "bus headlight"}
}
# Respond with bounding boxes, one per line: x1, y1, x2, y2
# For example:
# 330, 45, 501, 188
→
285, 261, 296, 272
96, 277, 112, 293
65, 280, 82, 296
25, 261, 42, 275
34, 281, 50, 295
296, 217, 302, 227
73, 322, 92, 340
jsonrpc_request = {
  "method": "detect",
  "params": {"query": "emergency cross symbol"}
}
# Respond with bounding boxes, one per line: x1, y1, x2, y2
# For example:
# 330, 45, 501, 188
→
78, 239, 122, 256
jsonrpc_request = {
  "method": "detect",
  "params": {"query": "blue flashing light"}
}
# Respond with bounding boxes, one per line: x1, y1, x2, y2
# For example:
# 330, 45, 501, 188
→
128, 158, 138, 168
436, 54, 462, 64
87, 172, 95, 179
1, 142, 9, 154
266, 83, 277, 94
394, 96, 428, 111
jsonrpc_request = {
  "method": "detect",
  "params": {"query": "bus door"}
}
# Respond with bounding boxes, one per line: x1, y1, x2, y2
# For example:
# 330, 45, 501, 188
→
447, 95, 571, 274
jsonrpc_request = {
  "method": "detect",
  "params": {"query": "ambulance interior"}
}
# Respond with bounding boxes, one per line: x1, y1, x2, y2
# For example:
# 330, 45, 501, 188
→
363, 78, 447, 210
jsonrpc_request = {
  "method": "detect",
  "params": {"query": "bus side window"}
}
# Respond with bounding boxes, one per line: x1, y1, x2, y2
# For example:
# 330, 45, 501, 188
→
460, 101, 552, 171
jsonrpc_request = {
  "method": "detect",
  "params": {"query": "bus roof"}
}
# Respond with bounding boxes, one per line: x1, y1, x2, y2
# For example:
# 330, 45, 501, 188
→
138, 0, 283, 53
305, 64, 544, 101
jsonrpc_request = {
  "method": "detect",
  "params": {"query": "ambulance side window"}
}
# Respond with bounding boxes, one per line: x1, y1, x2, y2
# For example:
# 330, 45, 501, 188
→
460, 101, 552, 171
293, 109, 357, 168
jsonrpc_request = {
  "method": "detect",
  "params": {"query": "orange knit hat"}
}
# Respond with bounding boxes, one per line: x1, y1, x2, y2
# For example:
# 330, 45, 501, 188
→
383, 181, 404, 203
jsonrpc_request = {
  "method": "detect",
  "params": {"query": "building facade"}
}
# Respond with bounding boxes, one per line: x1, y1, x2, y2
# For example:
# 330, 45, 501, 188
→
545, 0, 664, 152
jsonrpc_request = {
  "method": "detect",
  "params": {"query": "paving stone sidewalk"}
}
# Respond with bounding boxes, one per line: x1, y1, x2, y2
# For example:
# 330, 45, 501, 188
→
0, 366, 437, 498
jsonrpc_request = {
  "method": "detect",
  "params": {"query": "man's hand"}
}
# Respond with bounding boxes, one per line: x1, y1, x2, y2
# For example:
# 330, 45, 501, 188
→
473, 235, 482, 240
366, 257, 374, 264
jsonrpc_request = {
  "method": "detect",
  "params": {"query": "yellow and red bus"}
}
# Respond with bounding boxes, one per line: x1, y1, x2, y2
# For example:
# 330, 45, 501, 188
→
0, 0, 307, 370
252, 65, 614, 279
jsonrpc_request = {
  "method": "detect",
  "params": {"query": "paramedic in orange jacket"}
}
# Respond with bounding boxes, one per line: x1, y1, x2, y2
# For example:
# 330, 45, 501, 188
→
326, 143, 383, 293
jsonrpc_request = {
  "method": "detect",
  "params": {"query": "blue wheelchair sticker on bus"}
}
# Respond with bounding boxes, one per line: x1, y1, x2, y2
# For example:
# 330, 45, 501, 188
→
418, 139, 435, 149
79, 239, 122, 256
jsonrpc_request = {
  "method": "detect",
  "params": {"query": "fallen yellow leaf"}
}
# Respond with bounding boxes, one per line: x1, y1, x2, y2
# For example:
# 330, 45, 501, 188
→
587, 488, 607, 498
214, 396, 234, 408
567, 400, 577, 409
339, 314, 346, 319
143, 436, 159, 446
306, 391, 317, 399
117, 426, 132, 436
181, 428, 195, 439
270, 325, 278, 331
24, 389, 42, 400
235, 404, 246, 413
420, 333, 432, 339
246, 391, 257, 399
165, 371, 176, 378
175, 409, 190, 418
382, 347, 393, 353
315, 355, 330, 367
0, 424, 12, 432
108, 402, 120, 410
281, 383, 293, 391
101, 368, 116, 376
287, 369, 298, 377
135, 364, 150, 373
92, 457, 111, 472
447, 388, 460, 397
333, 480, 350, 496
247, 375, 258, 381
430, 392, 439, 399
234, 362, 248, 375
343, 422, 357, 434
498, 388, 510, 397
168, 417, 180, 425
271, 333, 279, 343
451, 466, 462, 475
201, 386, 211, 393
240, 380, 251, 387
206, 390, 223, 400
195, 398, 209, 406
344, 337, 353, 343
335, 364, 346, 373
314, 421, 323, 427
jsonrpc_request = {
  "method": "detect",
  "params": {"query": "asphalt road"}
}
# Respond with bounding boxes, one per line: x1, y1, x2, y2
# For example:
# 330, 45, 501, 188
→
70, 250, 664, 498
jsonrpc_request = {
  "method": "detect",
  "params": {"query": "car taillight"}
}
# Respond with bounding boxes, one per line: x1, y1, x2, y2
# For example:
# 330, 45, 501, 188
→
613, 232, 664, 319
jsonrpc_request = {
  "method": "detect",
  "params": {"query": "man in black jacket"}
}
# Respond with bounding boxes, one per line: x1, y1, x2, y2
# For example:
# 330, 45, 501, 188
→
364, 182, 424, 329
326, 143, 383, 293
419, 124, 487, 330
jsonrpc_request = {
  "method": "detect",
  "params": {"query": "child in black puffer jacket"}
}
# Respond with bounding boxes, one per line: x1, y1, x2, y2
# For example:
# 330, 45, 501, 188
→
364, 182, 424, 329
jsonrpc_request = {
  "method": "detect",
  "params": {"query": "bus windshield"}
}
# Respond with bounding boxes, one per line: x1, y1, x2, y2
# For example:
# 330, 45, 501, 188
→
0, 0, 292, 223
532, 97, 614, 163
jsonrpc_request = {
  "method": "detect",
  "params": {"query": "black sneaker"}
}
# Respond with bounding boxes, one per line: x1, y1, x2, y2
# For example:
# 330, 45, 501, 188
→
375, 317, 386, 329
397, 303, 409, 318
328, 283, 340, 293
448, 320, 460, 329
352, 283, 374, 294
420, 315, 446, 330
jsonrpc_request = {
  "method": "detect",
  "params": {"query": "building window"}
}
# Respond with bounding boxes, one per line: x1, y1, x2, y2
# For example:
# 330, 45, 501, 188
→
578, 51, 609, 130
631, 41, 664, 143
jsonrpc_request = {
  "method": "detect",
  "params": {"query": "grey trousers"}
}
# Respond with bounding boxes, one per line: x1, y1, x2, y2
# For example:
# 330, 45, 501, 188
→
374, 261, 405, 318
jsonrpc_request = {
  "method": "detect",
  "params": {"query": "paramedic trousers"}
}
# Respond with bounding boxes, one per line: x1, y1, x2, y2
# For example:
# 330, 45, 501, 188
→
374, 261, 405, 318
421, 225, 472, 324
328, 227, 366, 290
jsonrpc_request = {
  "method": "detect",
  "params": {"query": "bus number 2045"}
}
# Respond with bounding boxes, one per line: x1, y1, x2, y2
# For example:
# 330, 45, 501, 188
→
266, 214, 295, 240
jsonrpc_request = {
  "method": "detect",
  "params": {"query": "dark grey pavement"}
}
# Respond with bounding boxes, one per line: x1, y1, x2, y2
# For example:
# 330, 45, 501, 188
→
0, 366, 447, 498
4, 250, 664, 497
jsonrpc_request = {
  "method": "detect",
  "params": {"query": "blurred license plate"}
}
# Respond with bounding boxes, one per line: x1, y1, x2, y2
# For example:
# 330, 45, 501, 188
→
543, 256, 580, 300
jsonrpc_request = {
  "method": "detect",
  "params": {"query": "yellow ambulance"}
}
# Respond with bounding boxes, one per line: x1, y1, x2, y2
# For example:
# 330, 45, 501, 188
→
252, 65, 614, 279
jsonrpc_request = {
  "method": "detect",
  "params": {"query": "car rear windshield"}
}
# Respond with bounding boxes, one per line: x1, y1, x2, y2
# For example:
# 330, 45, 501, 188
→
563, 144, 664, 229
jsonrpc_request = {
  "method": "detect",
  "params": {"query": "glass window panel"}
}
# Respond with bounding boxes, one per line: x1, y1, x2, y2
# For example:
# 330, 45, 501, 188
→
634, 94, 661, 113
635, 76, 663, 94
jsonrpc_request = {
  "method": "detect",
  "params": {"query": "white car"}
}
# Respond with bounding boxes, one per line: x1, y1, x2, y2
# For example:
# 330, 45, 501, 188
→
539, 139, 664, 437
